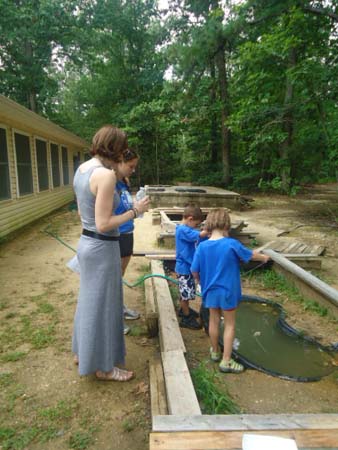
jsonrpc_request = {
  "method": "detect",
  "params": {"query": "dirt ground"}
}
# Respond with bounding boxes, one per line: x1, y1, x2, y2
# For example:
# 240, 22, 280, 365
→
0, 184, 337, 449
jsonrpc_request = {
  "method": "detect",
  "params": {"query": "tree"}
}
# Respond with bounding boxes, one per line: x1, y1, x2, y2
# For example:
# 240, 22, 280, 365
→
0, 0, 80, 113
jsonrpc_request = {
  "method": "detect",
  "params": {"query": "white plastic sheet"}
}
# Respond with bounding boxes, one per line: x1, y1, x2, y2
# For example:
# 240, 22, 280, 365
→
242, 434, 298, 450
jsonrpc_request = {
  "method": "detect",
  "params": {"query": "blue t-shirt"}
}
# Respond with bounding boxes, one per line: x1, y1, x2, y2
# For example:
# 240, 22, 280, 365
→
115, 180, 134, 234
191, 237, 253, 309
175, 224, 202, 275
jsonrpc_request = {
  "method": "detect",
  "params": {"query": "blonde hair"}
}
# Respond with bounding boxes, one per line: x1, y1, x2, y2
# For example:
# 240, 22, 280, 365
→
90, 125, 128, 162
183, 203, 203, 221
205, 208, 231, 233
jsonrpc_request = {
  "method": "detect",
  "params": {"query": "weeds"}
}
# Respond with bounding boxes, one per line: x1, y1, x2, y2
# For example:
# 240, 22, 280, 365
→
191, 362, 240, 414
69, 429, 96, 449
245, 269, 330, 318
0, 351, 26, 362
168, 284, 180, 309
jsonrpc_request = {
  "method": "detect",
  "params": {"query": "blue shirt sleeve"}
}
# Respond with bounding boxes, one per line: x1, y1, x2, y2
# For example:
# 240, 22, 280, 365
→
181, 226, 201, 242
233, 240, 253, 263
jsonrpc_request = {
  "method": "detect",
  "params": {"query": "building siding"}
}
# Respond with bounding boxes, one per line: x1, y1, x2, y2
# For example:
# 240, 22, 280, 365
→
0, 95, 88, 239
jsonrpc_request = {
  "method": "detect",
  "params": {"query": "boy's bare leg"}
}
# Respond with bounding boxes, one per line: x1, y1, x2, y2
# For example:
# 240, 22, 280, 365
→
209, 308, 221, 352
222, 309, 236, 361
180, 299, 190, 316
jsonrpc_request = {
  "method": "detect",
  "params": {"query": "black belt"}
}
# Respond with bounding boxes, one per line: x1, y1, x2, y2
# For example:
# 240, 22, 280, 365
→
82, 229, 119, 241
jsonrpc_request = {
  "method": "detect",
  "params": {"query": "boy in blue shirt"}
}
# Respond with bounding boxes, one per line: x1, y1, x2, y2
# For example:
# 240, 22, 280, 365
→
175, 204, 208, 330
191, 208, 270, 373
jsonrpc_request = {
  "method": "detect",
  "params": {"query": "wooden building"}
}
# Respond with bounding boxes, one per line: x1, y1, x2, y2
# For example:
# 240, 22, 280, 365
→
0, 95, 88, 239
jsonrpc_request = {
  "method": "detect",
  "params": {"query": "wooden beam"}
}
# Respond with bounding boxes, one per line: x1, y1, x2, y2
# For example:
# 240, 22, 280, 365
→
264, 249, 338, 310
145, 254, 176, 260
149, 356, 168, 417
152, 413, 338, 431
133, 250, 176, 257
145, 277, 159, 338
161, 350, 201, 416
151, 260, 186, 353
149, 429, 338, 449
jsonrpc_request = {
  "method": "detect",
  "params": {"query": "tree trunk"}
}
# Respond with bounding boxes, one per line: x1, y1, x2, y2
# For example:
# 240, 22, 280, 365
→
24, 40, 37, 112
210, 60, 218, 164
279, 48, 296, 192
215, 44, 231, 185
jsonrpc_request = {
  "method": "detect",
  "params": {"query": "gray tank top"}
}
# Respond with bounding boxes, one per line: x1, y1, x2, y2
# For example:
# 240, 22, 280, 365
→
73, 165, 120, 237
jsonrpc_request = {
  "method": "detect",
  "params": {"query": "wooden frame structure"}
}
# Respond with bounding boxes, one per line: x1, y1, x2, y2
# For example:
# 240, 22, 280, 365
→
0, 94, 88, 238
147, 260, 338, 450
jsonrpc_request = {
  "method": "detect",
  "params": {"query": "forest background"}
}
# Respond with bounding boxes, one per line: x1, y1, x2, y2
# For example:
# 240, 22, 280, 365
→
1, 0, 338, 194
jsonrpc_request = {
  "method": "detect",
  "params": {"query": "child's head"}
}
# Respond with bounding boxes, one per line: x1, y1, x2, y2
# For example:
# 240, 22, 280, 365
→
205, 208, 231, 233
182, 203, 203, 228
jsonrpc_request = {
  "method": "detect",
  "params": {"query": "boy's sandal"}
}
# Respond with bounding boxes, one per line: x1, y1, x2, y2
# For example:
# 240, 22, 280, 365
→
209, 347, 221, 362
96, 367, 134, 382
219, 358, 244, 374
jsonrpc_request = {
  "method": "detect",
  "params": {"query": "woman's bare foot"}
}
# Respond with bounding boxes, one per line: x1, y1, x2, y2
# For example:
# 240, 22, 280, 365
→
95, 367, 134, 382
74, 355, 79, 365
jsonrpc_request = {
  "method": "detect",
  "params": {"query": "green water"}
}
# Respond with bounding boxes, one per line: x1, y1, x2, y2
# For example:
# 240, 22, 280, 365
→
220, 300, 336, 380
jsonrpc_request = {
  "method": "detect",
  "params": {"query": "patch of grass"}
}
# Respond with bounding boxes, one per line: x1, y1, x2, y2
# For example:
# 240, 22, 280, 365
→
36, 302, 55, 314
0, 372, 15, 388
1, 351, 27, 362
246, 269, 330, 318
0, 397, 83, 449
31, 325, 56, 349
129, 325, 147, 336
138, 263, 150, 274
4, 312, 18, 319
169, 284, 180, 309
0, 425, 39, 450
191, 362, 240, 414
38, 399, 75, 422
69, 429, 95, 450
0, 299, 9, 310
121, 419, 135, 432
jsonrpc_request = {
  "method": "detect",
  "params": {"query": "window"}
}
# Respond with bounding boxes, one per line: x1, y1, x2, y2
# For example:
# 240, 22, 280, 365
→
14, 132, 33, 195
0, 127, 11, 200
50, 143, 60, 187
73, 152, 80, 173
61, 146, 69, 185
35, 139, 49, 191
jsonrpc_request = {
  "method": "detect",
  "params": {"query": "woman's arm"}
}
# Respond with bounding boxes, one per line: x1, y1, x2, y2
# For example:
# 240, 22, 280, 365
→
93, 169, 148, 233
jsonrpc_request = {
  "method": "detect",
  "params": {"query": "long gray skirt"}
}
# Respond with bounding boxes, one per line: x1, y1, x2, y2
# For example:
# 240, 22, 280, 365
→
72, 235, 125, 376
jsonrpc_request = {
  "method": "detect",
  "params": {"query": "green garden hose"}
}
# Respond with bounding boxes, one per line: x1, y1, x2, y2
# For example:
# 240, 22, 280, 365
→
43, 225, 201, 293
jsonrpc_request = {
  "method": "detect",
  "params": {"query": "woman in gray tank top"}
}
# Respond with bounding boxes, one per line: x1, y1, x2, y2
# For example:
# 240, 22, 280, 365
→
72, 125, 149, 381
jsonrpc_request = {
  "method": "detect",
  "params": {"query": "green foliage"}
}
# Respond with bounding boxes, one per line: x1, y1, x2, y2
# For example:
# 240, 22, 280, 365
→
247, 270, 330, 318
1, 0, 338, 187
191, 362, 240, 414
69, 430, 94, 450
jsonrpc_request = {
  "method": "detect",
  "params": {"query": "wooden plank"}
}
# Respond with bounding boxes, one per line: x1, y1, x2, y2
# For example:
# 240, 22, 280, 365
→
149, 357, 168, 417
149, 429, 338, 450
264, 249, 338, 307
297, 243, 309, 254
151, 260, 186, 353
145, 254, 176, 261
153, 414, 338, 431
161, 350, 201, 416
133, 250, 176, 257
145, 277, 159, 338
309, 244, 326, 256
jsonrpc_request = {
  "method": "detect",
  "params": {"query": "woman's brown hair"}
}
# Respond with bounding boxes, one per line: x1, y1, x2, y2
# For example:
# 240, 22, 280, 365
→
204, 208, 231, 233
90, 125, 128, 162
122, 148, 139, 162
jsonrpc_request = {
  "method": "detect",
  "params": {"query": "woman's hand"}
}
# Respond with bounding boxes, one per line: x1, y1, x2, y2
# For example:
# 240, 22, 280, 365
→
134, 196, 150, 215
